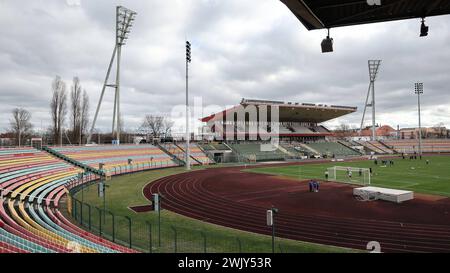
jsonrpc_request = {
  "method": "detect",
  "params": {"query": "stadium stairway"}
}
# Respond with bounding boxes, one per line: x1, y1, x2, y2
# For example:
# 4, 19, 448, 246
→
175, 143, 214, 165
42, 146, 104, 176
280, 143, 311, 157
304, 142, 361, 157
159, 143, 213, 166
159, 143, 201, 166
337, 140, 364, 155
355, 140, 385, 154
298, 143, 320, 156
377, 140, 396, 154
154, 143, 186, 166
368, 141, 394, 154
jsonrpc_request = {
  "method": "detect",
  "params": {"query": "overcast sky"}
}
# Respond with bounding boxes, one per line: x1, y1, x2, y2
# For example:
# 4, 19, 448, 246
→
1, 0, 450, 136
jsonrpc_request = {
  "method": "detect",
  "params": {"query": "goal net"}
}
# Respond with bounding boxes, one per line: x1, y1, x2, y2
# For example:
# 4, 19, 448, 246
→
326, 166, 371, 186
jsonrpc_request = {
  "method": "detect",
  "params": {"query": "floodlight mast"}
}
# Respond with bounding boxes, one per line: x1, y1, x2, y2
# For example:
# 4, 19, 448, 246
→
360, 60, 381, 141
415, 83, 424, 158
185, 41, 192, 171
87, 6, 137, 145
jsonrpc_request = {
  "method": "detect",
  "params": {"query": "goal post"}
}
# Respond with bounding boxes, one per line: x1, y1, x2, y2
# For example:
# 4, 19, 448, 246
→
326, 166, 371, 186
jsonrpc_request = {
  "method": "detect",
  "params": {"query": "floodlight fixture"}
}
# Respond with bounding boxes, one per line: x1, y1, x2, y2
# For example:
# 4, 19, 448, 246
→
368, 60, 381, 82
420, 18, 429, 37
186, 41, 192, 63
415, 82, 424, 94
321, 29, 333, 53
116, 6, 137, 46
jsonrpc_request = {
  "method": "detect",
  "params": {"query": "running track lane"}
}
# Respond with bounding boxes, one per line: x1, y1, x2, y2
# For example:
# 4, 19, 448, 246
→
144, 166, 450, 253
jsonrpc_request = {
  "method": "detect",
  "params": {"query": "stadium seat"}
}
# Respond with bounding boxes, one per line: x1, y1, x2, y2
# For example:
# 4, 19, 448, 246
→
50, 144, 177, 173
304, 142, 360, 157
0, 147, 138, 253
229, 143, 288, 161
383, 139, 450, 153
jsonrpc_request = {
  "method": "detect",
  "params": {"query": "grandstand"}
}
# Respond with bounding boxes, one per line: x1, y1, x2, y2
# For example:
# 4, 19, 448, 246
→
0, 147, 135, 253
176, 143, 214, 165
354, 140, 388, 155
201, 98, 356, 142
368, 141, 394, 154
50, 144, 178, 174
303, 142, 361, 157
383, 139, 450, 154
159, 143, 213, 166
199, 143, 231, 152
279, 142, 309, 158
228, 143, 288, 162
200, 98, 358, 161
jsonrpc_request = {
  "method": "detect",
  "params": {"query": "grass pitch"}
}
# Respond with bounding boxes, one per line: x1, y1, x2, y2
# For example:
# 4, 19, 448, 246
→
246, 155, 450, 197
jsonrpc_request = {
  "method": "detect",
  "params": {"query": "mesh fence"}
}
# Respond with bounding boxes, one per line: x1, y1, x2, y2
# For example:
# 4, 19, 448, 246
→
69, 196, 314, 254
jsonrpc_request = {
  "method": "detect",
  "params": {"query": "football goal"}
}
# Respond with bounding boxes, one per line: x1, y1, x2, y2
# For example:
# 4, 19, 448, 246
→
326, 166, 371, 186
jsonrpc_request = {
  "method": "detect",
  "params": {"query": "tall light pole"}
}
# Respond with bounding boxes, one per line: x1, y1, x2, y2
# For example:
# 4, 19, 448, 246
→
185, 41, 192, 170
87, 6, 137, 145
415, 83, 424, 159
360, 60, 381, 141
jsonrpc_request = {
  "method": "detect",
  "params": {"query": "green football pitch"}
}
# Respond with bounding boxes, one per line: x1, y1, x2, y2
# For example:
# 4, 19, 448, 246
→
245, 155, 450, 197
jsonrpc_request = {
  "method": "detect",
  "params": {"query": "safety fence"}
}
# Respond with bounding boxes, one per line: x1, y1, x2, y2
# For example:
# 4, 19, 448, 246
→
66, 173, 306, 254
69, 196, 307, 253
62, 164, 341, 253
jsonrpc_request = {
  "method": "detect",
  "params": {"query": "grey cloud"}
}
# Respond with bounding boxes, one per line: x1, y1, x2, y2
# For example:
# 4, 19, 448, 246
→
1, 0, 450, 135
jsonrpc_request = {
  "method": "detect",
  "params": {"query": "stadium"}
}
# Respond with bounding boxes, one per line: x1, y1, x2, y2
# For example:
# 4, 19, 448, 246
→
2, 1, 450, 256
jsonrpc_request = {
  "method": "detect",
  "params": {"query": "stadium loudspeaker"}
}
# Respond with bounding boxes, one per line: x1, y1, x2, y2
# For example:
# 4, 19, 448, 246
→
153, 193, 160, 212
321, 36, 333, 53
266, 210, 273, 226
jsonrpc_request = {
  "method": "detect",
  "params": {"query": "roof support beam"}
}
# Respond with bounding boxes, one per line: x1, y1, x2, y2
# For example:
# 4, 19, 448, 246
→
280, 0, 325, 29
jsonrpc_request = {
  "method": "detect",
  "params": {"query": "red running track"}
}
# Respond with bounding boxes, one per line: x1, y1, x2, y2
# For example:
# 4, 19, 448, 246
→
143, 164, 450, 253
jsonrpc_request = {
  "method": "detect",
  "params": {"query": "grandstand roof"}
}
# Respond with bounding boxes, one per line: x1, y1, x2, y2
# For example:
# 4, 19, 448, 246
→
281, 0, 450, 30
201, 98, 357, 123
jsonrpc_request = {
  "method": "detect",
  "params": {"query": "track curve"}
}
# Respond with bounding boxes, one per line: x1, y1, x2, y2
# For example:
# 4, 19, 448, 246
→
143, 165, 450, 253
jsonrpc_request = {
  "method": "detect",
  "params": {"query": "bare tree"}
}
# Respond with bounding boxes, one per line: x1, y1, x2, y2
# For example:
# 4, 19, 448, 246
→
80, 90, 90, 144
70, 77, 82, 144
50, 76, 67, 145
334, 123, 352, 139
163, 118, 174, 138
141, 115, 173, 139
9, 108, 33, 146
433, 122, 447, 138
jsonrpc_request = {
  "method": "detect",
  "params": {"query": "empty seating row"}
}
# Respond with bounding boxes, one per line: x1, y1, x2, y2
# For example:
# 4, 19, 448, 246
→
228, 143, 288, 161
383, 139, 450, 153
355, 140, 386, 154
199, 143, 231, 151
279, 143, 308, 157
162, 143, 213, 165
292, 125, 314, 134
177, 143, 214, 165
0, 147, 136, 253
368, 141, 394, 154
51, 144, 177, 173
304, 142, 360, 157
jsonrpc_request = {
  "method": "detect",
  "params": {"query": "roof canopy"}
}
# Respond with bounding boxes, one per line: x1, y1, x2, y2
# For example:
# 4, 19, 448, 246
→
201, 99, 357, 124
280, 0, 450, 30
